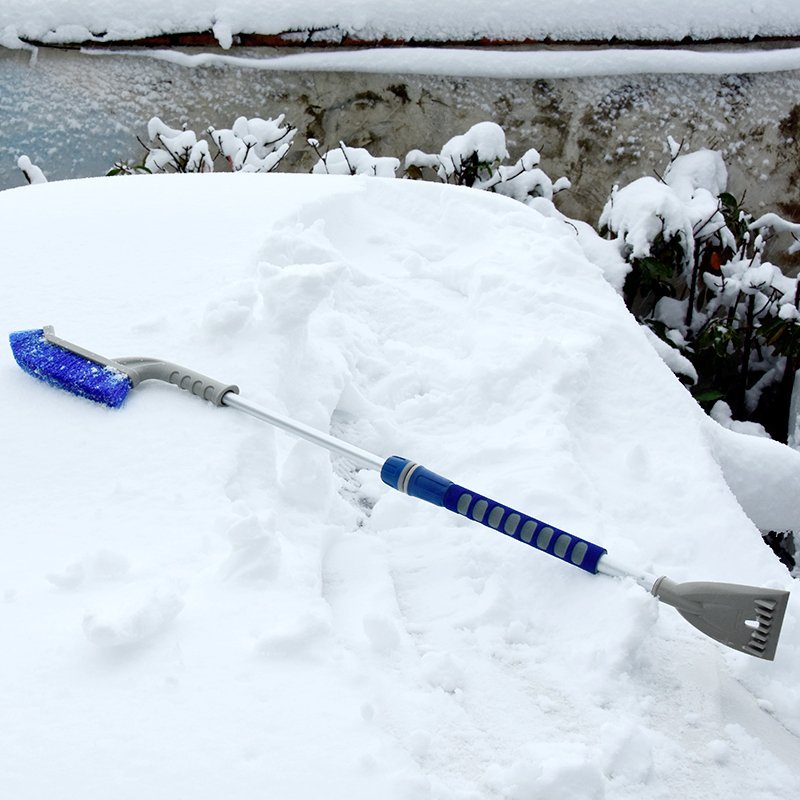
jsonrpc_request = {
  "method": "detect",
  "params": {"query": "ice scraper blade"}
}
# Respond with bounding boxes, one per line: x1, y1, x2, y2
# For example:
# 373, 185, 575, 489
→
651, 577, 789, 661
9, 325, 792, 661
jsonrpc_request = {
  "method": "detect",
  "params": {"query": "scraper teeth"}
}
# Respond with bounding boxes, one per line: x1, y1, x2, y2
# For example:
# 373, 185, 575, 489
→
744, 601, 779, 654
755, 599, 776, 614
745, 631, 769, 653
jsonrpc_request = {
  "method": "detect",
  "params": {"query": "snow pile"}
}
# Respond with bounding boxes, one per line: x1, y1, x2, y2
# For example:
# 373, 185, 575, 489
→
2, 0, 800, 47
1, 173, 799, 799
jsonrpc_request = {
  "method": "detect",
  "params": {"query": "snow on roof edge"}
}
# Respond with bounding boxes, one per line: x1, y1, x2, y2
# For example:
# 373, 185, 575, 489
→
2, 0, 800, 51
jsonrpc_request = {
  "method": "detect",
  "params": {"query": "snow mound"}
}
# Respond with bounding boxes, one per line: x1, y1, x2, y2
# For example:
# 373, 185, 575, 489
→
1, 173, 798, 798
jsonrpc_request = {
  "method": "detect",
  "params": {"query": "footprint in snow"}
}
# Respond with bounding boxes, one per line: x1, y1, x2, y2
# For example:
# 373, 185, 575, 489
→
82, 586, 184, 648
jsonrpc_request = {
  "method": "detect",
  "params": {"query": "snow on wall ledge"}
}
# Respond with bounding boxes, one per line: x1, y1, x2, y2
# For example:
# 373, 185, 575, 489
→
1, 173, 799, 798
1, 0, 800, 48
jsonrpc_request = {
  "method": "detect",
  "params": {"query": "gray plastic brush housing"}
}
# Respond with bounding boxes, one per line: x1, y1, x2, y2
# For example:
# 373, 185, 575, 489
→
43, 326, 238, 406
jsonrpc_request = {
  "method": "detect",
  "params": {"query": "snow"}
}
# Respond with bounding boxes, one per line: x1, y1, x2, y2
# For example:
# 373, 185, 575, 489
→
312, 144, 400, 178
600, 177, 695, 264
1, 172, 799, 798
1, 1, 800, 47
144, 117, 213, 173
16, 155, 47, 185
663, 149, 728, 201
640, 325, 698, 384
750, 213, 800, 256
711, 400, 770, 439
599, 149, 740, 281
91, 45, 800, 80
209, 115, 296, 174
439, 122, 508, 175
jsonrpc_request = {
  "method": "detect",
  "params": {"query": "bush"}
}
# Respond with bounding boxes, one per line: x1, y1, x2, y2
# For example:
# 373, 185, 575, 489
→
107, 115, 296, 175
600, 140, 800, 440
405, 121, 570, 202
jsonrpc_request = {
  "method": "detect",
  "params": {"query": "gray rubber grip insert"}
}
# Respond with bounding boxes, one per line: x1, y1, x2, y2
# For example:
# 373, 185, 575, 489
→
115, 357, 239, 406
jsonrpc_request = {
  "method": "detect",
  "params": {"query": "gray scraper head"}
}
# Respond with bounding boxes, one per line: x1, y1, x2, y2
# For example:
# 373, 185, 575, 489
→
652, 576, 790, 661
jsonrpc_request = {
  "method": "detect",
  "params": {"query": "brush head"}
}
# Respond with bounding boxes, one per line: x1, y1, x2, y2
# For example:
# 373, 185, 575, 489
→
9, 328, 131, 408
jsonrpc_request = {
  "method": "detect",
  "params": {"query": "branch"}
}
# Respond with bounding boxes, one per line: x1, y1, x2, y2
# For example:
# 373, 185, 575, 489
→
338, 141, 355, 175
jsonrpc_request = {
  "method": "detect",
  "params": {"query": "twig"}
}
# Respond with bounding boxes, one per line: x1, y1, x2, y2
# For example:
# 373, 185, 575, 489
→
339, 141, 355, 175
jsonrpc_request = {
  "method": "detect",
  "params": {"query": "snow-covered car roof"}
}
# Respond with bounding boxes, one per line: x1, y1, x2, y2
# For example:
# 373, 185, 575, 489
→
2, 172, 798, 798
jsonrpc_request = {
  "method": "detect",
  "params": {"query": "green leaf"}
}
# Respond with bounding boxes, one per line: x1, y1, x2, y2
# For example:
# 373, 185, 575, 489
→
638, 256, 673, 281
693, 389, 726, 403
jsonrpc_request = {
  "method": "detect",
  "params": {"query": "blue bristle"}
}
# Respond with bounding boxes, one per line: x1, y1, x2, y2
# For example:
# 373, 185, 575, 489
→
9, 328, 131, 408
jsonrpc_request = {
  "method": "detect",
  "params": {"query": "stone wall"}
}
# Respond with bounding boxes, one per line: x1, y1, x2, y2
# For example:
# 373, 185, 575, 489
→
2, 47, 799, 266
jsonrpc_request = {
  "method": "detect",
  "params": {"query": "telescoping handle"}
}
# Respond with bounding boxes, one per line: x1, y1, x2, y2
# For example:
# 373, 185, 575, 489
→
381, 456, 607, 574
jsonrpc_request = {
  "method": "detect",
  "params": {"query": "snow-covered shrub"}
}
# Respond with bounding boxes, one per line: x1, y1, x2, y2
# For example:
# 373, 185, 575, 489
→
490, 149, 572, 204
600, 145, 735, 312
405, 122, 570, 202
602, 140, 800, 441
109, 114, 295, 176
682, 207, 799, 438
208, 115, 295, 173
309, 139, 400, 177
17, 155, 47, 184
143, 117, 214, 174
110, 118, 567, 207
407, 121, 508, 187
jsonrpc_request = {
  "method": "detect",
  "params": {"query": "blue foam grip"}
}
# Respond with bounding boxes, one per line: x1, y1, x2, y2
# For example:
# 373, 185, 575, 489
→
443, 483, 606, 573
380, 456, 606, 574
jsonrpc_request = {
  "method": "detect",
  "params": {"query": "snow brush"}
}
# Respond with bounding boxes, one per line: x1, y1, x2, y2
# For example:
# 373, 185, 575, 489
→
10, 326, 791, 661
